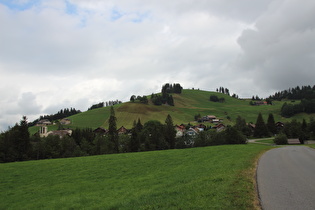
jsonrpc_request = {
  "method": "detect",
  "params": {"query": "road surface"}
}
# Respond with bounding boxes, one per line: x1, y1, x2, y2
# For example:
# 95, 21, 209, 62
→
257, 146, 315, 210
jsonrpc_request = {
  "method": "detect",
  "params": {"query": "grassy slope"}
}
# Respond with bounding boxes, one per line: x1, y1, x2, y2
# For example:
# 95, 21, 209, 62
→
0, 144, 270, 209
30, 89, 315, 133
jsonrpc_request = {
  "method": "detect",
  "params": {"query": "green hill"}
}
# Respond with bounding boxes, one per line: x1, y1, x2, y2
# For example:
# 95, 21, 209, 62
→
30, 89, 314, 133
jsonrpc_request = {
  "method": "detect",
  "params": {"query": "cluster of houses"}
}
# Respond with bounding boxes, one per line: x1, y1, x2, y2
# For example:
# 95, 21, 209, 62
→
36, 118, 72, 138
197, 115, 221, 123
36, 115, 226, 139
175, 123, 225, 138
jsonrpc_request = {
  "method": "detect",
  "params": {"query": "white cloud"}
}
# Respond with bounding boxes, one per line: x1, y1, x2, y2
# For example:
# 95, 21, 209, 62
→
0, 0, 314, 130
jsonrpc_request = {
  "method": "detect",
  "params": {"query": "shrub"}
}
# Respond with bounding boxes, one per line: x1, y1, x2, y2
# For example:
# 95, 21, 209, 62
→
274, 133, 288, 145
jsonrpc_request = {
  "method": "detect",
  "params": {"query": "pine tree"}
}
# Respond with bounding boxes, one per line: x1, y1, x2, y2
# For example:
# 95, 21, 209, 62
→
267, 113, 276, 135
164, 114, 176, 149
130, 120, 140, 152
254, 113, 269, 138
108, 106, 119, 153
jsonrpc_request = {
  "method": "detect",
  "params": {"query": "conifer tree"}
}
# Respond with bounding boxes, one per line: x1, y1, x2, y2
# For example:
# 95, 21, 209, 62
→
164, 114, 176, 149
254, 113, 269, 138
108, 106, 119, 153
267, 113, 276, 135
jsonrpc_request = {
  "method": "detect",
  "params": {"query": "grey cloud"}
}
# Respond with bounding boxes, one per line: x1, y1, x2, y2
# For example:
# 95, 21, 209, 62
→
235, 0, 315, 92
17, 92, 42, 115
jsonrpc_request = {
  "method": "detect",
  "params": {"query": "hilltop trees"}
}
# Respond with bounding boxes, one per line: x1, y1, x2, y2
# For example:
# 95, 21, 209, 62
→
29, 108, 81, 126
161, 83, 183, 94
216, 87, 230, 96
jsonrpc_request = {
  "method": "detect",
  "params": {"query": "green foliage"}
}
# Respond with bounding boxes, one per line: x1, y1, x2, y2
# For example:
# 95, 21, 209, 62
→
0, 116, 31, 162
234, 115, 252, 137
224, 126, 247, 144
210, 95, 219, 102
161, 83, 183, 94
164, 115, 176, 149
141, 120, 168, 150
267, 113, 276, 134
274, 133, 288, 145
254, 113, 269, 138
108, 106, 119, 153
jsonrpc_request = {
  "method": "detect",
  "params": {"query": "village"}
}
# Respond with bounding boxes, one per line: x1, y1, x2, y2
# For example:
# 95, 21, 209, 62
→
35, 115, 227, 139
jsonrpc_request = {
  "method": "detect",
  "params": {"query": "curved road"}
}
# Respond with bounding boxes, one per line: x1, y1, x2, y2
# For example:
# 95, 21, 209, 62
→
257, 146, 315, 210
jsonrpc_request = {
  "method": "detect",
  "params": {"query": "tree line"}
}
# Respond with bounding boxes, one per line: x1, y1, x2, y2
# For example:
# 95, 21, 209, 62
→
216, 87, 230, 95
0, 106, 247, 163
281, 99, 315, 117
88, 100, 122, 111
0, 108, 176, 162
269, 85, 315, 100
28, 108, 81, 126
130, 83, 182, 106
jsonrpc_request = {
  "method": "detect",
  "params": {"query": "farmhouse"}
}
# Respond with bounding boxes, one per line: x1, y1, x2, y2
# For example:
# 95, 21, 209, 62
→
212, 123, 226, 132
175, 124, 186, 138
93, 127, 107, 135
186, 127, 199, 136
36, 119, 51, 126
39, 126, 72, 138
117, 126, 129, 135
60, 118, 71, 125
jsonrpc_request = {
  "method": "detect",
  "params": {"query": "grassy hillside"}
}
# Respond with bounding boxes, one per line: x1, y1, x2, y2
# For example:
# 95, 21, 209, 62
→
30, 89, 315, 133
0, 144, 270, 209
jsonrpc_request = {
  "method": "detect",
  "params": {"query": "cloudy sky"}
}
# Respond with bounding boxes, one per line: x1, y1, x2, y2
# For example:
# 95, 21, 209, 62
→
1, 0, 315, 131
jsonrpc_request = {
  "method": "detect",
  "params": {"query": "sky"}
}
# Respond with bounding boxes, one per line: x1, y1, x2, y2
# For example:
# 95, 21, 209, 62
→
1, 0, 315, 131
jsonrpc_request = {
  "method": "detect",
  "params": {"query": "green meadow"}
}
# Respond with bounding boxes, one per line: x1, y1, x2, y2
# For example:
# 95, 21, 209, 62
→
31, 89, 314, 134
0, 144, 270, 209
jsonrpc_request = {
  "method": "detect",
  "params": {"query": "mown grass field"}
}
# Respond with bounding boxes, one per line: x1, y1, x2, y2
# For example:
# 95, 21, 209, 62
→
0, 144, 270, 209
29, 89, 315, 134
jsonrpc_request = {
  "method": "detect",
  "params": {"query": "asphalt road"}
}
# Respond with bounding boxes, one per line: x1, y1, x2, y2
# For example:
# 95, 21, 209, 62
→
257, 146, 315, 210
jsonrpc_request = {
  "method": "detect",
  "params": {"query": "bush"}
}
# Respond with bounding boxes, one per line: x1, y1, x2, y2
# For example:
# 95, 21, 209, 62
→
274, 133, 288, 145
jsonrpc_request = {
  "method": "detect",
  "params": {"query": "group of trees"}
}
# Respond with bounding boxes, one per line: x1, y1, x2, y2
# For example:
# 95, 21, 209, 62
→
216, 87, 230, 96
130, 95, 149, 104
281, 99, 315, 117
161, 83, 183, 94
272, 118, 315, 145
28, 108, 81, 126
0, 108, 177, 163
230, 113, 277, 139
151, 93, 174, 106
192, 126, 246, 147
209, 95, 225, 103
88, 100, 122, 110
269, 85, 315, 101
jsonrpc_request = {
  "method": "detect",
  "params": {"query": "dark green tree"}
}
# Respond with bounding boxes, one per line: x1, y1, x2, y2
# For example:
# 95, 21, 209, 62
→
234, 115, 251, 137
141, 120, 167, 150
224, 125, 247, 144
274, 133, 288, 145
130, 120, 141, 152
254, 113, 269, 138
108, 106, 119, 153
210, 95, 219, 102
164, 115, 176, 149
267, 113, 276, 135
